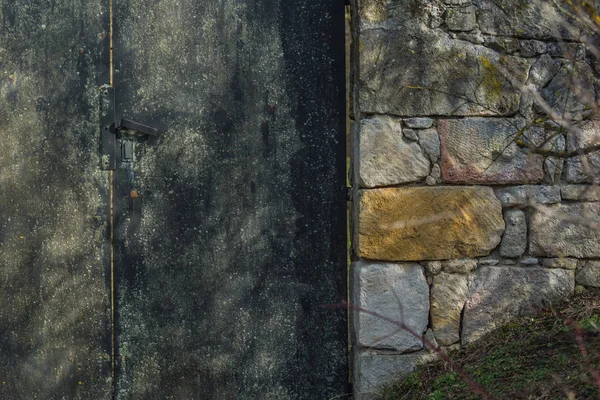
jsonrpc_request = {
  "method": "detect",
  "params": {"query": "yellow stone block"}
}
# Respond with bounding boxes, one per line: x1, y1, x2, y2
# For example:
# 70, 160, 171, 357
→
358, 186, 504, 261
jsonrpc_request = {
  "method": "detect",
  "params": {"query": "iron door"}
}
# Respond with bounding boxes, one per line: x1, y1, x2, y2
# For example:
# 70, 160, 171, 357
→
111, 0, 347, 398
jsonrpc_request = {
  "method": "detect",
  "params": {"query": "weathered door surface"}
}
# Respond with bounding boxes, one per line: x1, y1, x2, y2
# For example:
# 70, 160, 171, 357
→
1, 0, 347, 398
0, 0, 112, 398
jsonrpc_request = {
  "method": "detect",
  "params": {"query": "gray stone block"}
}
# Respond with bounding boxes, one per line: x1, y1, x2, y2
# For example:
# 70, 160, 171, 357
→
565, 120, 600, 183
353, 350, 438, 399
360, 26, 529, 117
576, 261, 600, 287
417, 128, 441, 163
561, 185, 600, 202
530, 203, 600, 257
462, 267, 574, 344
445, 6, 478, 32
543, 258, 578, 270
352, 262, 429, 352
405, 118, 434, 129
358, 116, 430, 188
494, 185, 561, 207
499, 210, 527, 258
431, 273, 469, 346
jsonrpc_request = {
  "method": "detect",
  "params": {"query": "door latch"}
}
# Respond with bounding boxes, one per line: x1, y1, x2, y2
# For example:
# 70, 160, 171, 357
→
100, 86, 159, 170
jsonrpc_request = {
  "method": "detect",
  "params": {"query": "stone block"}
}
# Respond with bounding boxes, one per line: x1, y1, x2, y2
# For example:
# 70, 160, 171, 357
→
442, 259, 478, 274
358, 187, 505, 261
439, 118, 544, 184
565, 120, 600, 183
530, 203, 600, 257
360, 25, 529, 116
518, 257, 539, 266
474, 0, 583, 40
494, 185, 561, 207
576, 261, 600, 287
520, 40, 546, 57
358, 116, 430, 188
541, 63, 597, 119
431, 273, 469, 346
424, 329, 439, 353
445, 6, 478, 32
353, 350, 438, 398
405, 118, 433, 129
561, 185, 600, 202
352, 262, 429, 352
417, 128, 441, 163
499, 210, 527, 258
423, 261, 443, 275
462, 267, 574, 344
543, 258, 578, 270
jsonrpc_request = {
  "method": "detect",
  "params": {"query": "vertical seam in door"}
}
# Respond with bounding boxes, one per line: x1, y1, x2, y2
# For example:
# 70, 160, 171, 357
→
109, 0, 115, 398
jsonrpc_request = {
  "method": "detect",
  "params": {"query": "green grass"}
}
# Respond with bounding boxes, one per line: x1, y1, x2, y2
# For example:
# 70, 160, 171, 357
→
380, 288, 600, 400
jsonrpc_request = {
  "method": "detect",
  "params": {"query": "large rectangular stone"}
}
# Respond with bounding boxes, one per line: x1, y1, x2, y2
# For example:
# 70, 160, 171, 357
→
353, 350, 438, 399
352, 262, 429, 352
530, 203, 600, 257
462, 267, 574, 344
358, 116, 430, 188
474, 0, 584, 40
359, 20, 529, 117
358, 187, 505, 261
431, 273, 469, 346
439, 118, 544, 184
565, 120, 600, 183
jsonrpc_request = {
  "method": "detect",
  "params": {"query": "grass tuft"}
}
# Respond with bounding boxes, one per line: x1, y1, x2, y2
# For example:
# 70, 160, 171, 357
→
380, 288, 600, 399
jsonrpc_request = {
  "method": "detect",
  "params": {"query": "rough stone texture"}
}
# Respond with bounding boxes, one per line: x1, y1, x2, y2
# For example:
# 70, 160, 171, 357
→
518, 257, 539, 266
405, 118, 434, 129
445, 5, 478, 32
353, 351, 438, 398
360, 14, 529, 116
499, 210, 527, 258
423, 261, 443, 275
561, 185, 600, 202
520, 40, 546, 57
431, 273, 470, 346
442, 259, 478, 274
431, 164, 442, 181
424, 329, 439, 353
543, 258, 578, 270
352, 262, 429, 352
541, 63, 598, 119
528, 54, 561, 88
565, 120, 600, 183
403, 128, 419, 141
530, 203, 600, 257
462, 267, 574, 344
479, 257, 500, 266
359, 116, 430, 188
494, 185, 561, 207
576, 261, 600, 287
358, 187, 505, 261
417, 128, 441, 162
439, 118, 544, 184
474, 0, 584, 40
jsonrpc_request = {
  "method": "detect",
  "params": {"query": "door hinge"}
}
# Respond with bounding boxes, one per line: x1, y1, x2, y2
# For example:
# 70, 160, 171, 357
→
100, 85, 159, 170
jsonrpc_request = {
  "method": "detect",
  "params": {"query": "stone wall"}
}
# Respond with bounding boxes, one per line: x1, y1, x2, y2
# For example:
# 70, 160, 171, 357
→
350, 0, 600, 396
